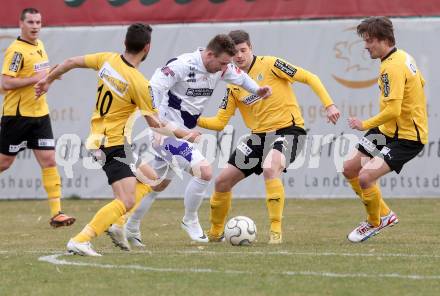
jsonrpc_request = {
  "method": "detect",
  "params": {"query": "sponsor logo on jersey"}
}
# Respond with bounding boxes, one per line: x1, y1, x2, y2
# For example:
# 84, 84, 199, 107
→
241, 94, 261, 105
161, 66, 175, 77
98, 62, 129, 97
381, 73, 390, 97
34, 61, 50, 72
219, 88, 230, 109
257, 73, 264, 81
186, 71, 196, 82
185, 88, 214, 97
37, 49, 43, 58
9, 52, 23, 72
274, 59, 297, 77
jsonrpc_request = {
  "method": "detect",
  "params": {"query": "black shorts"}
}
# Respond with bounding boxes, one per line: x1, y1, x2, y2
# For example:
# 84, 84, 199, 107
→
228, 125, 307, 177
94, 145, 136, 185
0, 115, 55, 155
356, 127, 424, 174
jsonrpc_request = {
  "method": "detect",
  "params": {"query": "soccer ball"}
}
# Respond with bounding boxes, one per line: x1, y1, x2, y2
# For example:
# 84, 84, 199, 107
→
224, 216, 257, 246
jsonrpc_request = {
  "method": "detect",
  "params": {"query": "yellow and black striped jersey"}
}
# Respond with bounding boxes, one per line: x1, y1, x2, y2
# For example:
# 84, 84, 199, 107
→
362, 48, 428, 143
84, 52, 157, 149
1, 37, 50, 117
198, 56, 334, 133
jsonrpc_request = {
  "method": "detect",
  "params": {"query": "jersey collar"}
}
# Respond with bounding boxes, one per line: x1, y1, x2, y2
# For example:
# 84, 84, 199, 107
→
381, 47, 397, 62
247, 55, 257, 73
120, 55, 135, 68
17, 37, 38, 46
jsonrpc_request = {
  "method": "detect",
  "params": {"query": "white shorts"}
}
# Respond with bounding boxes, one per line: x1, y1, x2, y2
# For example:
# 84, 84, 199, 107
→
149, 133, 206, 179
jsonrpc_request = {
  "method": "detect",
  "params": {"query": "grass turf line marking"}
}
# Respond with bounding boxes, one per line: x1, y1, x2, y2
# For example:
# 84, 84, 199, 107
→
177, 250, 440, 259
2, 249, 440, 259
38, 253, 440, 280
38, 253, 250, 274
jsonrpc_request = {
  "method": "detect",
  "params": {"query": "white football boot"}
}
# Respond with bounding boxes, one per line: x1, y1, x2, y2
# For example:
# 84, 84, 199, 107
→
347, 221, 381, 243
126, 227, 146, 248
67, 239, 102, 257
106, 224, 131, 251
181, 220, 208, 243
379, 211, 399, 231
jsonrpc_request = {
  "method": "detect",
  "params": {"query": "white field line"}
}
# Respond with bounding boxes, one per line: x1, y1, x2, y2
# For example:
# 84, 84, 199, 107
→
1, 249, 440, 259
38, 253, 250, 275
38, 253, 440, 280
176, 250, 440, 259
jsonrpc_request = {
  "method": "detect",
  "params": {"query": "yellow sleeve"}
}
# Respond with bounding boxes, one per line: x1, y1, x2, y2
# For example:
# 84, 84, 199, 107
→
362, 99, 402, 130
84, 52, 112, 71
198, 87, 236, 131
362, 65, 405, 129
133, 80, 157, 116
270, 57, 333, 108
2, 47, 23, 77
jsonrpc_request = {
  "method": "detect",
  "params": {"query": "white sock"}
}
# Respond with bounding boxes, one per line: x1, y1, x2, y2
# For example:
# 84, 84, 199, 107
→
183, 177, 209, 224
126, 191, 158, 232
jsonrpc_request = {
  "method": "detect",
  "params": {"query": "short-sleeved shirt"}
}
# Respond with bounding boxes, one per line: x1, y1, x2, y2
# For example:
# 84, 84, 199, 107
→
83, 52, 157, 149
1, 37, 50, 117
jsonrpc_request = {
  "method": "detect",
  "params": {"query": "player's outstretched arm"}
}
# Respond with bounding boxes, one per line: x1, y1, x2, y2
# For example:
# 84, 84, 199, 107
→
34, 56, 87, 98
2, 71, 48, 91
144, 114, 201, 143
297, 69, 340, 124
198, 108, 232, 131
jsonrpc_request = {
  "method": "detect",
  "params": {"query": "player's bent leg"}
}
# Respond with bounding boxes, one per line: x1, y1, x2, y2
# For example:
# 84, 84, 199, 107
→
262, 149, 286, 244
70, 177, 134, 255
208, 165, 245, 241
181, 160, 212, 243
104, 177, 138, 250
358, 157, 391, 225
343, 150, 391, 219
33, 149, 76, 227
108, 181, 154, 250
0, 153, 15, 172
343, 150, 366, 197
125, 161, 174, 247
348, 157, 393, 243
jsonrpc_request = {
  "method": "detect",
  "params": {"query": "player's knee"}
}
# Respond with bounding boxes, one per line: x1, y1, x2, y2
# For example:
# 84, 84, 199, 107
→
120, 196, 135, 211
0, 161, 12, 172
215, 176, 232, 192
262, 167, 279, 180
342, 161, 357, 179
199, 165, 212, 182
358, 171, 373, 189
40, 155, 57, 168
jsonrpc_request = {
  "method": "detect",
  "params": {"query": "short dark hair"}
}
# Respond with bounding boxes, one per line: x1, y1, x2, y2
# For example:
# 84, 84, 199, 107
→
357, 16, 395, 46
206, 34, 237, 56
228, 30, 251, 46
20, 8, 40, 21
125, 23, 153, 54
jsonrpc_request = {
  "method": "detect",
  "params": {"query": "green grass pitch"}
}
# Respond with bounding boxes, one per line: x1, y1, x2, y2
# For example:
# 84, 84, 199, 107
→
1, 198, 439, 296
